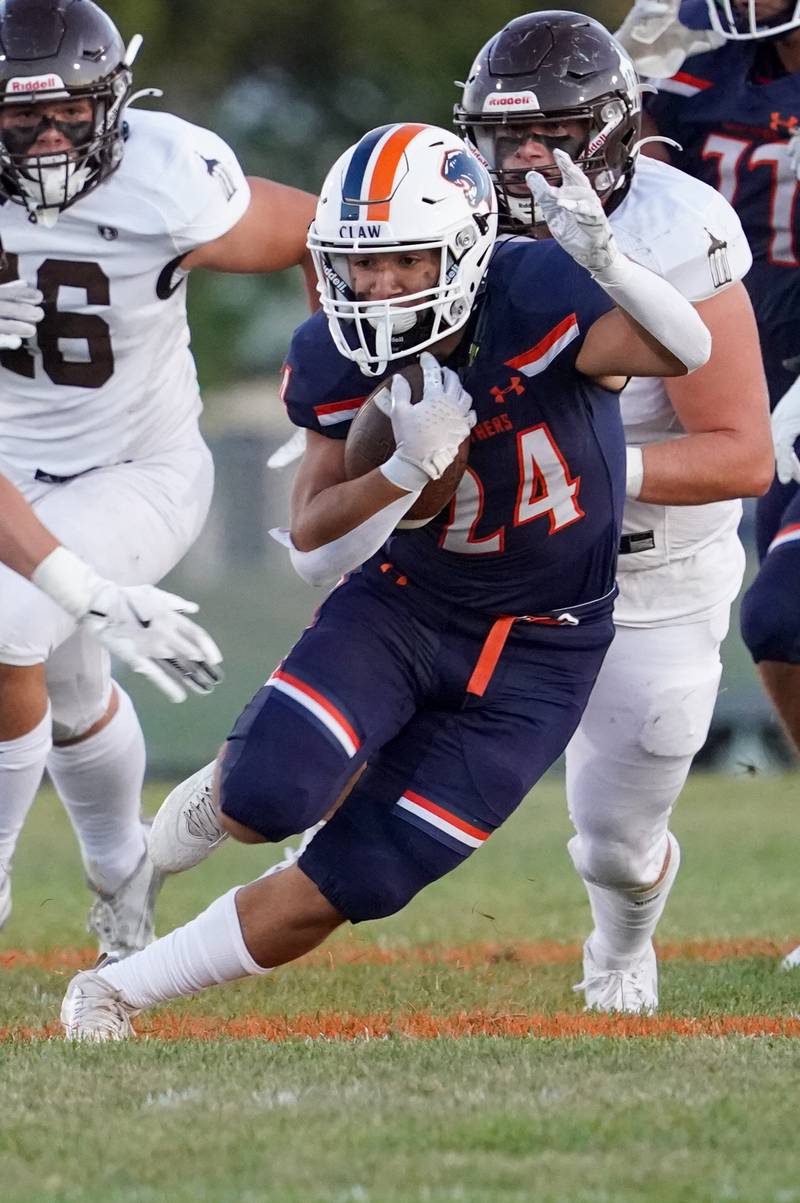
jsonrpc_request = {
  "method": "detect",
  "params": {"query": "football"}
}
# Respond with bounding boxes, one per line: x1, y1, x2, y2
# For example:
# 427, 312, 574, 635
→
344, 362, 470, 526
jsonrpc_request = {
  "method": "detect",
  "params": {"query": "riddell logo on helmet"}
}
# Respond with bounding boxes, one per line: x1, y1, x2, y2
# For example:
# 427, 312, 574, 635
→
6, 73, 66, 95
6, 74, 66, 95
483, 91, 539, 111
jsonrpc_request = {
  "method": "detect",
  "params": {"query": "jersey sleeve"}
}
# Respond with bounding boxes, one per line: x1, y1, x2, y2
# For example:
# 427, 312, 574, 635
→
160, 122, 251, 254
496, 241, 616, 380
281, 313, 371, 439
645, 187, 752, 301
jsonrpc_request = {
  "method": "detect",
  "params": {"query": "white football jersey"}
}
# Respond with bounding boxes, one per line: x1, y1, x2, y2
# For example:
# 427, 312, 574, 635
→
0, 109, 250, 477
607, 155, 752, 626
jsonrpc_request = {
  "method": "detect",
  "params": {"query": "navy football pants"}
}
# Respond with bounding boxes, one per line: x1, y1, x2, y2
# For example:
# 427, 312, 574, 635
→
219, 562, 613, 922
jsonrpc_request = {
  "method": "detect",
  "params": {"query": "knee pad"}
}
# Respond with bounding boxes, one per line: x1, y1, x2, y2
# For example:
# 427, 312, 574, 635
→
46, 630, 112, 742
568, 831, 670, 893
741, 556, 800, 664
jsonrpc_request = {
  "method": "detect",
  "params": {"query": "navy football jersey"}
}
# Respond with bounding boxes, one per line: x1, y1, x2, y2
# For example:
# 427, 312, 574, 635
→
646, 0, 800, 395
282, 239, 624, 617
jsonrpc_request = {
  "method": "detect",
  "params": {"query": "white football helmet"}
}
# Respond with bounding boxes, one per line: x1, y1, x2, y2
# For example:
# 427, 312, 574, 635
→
308, 123, 498, 376
706, 0, 800, 39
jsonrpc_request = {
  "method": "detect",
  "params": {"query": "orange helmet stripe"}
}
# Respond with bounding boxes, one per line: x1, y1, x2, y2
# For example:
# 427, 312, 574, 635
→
365, 123, 427, 220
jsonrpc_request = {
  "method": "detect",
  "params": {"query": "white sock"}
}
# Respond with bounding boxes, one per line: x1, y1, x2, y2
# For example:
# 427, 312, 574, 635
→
47, 686, 146, 893
585, 833, 681, 969
98, 885, 270, 1008
0, 706, 52, 875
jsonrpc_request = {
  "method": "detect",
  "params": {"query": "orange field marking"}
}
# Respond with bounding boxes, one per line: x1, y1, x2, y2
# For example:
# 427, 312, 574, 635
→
0, 937, 794, 975
5, 1009, 800, 1042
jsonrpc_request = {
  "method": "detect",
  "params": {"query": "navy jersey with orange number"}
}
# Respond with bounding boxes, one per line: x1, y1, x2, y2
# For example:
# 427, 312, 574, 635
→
282, 238, 624, 617
646, 0, 800, 398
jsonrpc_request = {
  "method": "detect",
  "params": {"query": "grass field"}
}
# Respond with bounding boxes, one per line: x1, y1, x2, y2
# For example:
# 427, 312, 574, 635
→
3, 773, 800, 1202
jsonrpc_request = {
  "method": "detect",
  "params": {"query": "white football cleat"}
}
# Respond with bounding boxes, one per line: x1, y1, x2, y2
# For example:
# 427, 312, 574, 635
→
87, 824, 164, 959
61, 965, 138, 1041
574, 936, 659, 1014
0, 868, 11, 929
148, 761, 227, 874
780, 944, 800, 971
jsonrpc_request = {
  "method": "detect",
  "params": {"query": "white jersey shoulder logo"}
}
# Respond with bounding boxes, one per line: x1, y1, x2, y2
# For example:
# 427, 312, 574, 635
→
704, 227, 732, 289
195, 152, 238, 203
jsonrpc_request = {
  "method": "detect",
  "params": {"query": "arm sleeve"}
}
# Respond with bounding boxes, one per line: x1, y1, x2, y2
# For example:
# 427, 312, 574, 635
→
270, 491, 421, 588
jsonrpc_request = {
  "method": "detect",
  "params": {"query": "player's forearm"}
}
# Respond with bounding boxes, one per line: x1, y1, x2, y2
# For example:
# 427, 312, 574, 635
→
281, 491, 421, 588
290, 469, 412, 552
0, 475, 59, 578
634, 432, 774, 504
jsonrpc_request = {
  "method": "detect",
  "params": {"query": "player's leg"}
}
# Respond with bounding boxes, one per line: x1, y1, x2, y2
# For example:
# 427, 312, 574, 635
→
741, 480, 800, 753
62, 566, 432, 1027
44, 632, 160, 957
13, 442, 214, 952
61, 611, 611, 1038
150, 566, 429, 872
565, 609, 728, 1012
0, 559, 77, 928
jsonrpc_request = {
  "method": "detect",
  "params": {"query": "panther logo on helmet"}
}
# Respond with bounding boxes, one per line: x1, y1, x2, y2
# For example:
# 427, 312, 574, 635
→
441, 148, 491, 209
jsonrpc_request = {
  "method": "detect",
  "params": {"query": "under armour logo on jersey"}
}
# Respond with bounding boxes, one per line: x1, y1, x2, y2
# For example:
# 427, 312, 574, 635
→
98, 225, 118, 240
197, 153, 238, 202
490, 376, 524, 403
770, 111, 799, 134
705, 228, 732, 289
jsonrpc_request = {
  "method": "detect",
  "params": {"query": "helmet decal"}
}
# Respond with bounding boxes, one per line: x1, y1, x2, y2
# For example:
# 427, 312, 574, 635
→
482, 90, 540, 112
441, 148, 491, 208
339, 123, 426, 221
5, 73, 68, 97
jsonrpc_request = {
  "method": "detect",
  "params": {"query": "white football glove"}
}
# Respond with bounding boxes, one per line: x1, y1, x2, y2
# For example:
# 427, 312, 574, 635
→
0, 279, 44, 350
526, 150, 619, 276
771, 374, 800, 485
615, 0, 725, 78
379, 351, 476, 493
529, 149, 711, 374
31, 548, 222, 703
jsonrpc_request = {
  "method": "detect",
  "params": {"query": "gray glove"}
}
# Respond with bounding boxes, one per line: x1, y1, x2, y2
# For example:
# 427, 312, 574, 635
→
0, 279, 44, 350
